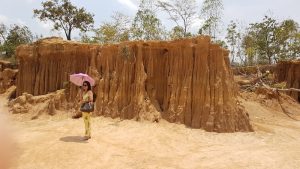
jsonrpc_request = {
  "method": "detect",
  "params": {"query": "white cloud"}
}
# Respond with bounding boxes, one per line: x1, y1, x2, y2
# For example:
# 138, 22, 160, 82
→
117, 0, 138, 10
0, 15, 9, 24
0, 15, 26, 27
0, 15, 28, 27
25, 0, 35, 3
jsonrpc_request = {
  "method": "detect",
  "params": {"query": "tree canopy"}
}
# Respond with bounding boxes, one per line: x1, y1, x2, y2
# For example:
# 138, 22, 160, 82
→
29, 0, 299, 66
131, 0, 164, 40
200, 0, 224, 40
33, 0, 94, 40
0, 24, 33, 57
157, 0, 197, 37
91, 12, 131, 44
241, 16, 299, 65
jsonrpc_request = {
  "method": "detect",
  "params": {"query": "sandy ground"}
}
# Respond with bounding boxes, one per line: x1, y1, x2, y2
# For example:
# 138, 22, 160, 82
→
1, 94, 300, 169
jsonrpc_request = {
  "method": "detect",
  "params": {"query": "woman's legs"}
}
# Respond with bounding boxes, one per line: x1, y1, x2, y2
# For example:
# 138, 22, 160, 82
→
82, 112, 91, 138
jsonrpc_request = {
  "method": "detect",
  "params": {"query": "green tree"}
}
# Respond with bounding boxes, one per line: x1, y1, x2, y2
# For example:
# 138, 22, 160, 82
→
248, 16, 278, 64
0, 23, 7, 45
131, 0, 164, 40
225, 20, 245, 64
1, 24, 33, 57
79, 33, 97, 43
93, 12, 131, 44
275, 19, 299, 60
215, 39, 228, 49
288, 32, 300, 59
200, 0, 223, 40
225, 21, 238, 63
242, 33, 257, 66
157, 0, 197, 37
33, 0, 94, 40
242, 16, 299, 65
169, 26, 185, 39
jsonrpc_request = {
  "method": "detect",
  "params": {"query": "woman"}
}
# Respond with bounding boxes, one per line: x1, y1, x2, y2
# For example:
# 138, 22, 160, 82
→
79, 81, 94, 140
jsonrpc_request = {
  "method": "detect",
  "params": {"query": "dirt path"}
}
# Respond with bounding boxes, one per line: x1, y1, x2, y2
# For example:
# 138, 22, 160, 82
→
1, 94, 300, 169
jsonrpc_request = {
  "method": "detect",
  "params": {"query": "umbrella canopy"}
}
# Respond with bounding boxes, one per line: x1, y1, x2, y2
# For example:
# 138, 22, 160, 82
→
69, 73, 95, 86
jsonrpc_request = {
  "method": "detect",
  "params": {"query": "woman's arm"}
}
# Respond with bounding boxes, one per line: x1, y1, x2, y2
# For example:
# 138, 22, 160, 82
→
88, 91, 94, 102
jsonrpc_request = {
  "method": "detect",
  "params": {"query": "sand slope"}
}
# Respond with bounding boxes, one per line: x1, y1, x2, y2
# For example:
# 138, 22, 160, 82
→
1, 94, 300, 169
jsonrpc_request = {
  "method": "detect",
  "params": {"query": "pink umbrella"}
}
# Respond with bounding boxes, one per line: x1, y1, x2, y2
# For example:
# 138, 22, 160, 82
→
69, 73, 95, 86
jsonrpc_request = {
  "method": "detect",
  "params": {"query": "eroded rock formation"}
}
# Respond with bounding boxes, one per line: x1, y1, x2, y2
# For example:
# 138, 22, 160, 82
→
15, 37, 253, 132
0, 60, 17, 71
9, 90, 68, 118
0, 68, 18, 94
275, 60, 300, 102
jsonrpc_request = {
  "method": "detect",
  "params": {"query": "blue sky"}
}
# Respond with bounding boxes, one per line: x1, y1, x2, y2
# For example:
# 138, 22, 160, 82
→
0, 0, 299, 40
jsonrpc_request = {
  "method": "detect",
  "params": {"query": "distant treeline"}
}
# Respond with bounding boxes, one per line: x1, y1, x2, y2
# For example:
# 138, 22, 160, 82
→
0, 0, 299, 66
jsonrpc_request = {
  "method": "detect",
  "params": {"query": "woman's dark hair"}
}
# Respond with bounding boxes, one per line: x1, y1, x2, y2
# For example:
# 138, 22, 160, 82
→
82, 81, 92, 91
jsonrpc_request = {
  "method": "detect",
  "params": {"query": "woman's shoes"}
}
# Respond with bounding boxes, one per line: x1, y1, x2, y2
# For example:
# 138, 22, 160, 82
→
83, 136, 91, 140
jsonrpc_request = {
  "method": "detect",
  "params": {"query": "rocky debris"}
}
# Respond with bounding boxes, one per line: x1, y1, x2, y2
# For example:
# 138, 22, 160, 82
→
0, 60, 17, 71
15, 36, 253, 132
232, 65, 275, 75
0, 68, 18, 94
8, 90, 68, 119
3, 85, 17, 101
240, 87, 300, 120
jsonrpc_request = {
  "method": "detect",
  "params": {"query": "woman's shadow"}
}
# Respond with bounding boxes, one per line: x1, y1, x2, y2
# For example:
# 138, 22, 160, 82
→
59, 136, 88, 143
